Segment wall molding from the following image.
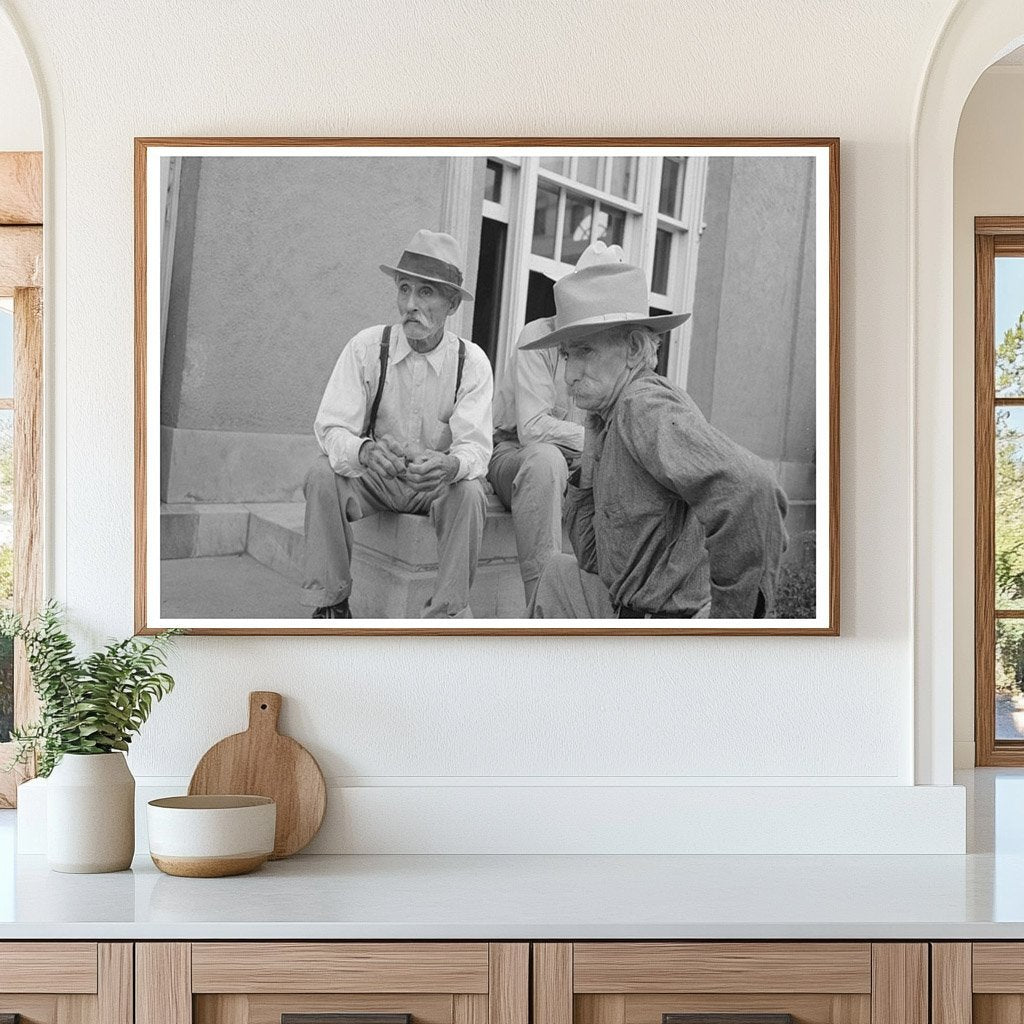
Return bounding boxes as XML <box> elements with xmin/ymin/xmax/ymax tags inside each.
<box><xmin>17</xmin><ymin>778</ymin><xmax>967</xmax><ymax>856</ymax></box>
<box><xmin>954</xmin><ymin>741</ymin><xmax>976</xmax><ymax>770</ymax></box>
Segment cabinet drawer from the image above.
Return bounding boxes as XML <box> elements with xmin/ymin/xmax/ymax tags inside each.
<box><xmin>191</xmin><ymin>943</ymin><xmax>491</xmax><ymax>993</ymax></box>
<box><xmin>0</xmin><ymin>943</ymin><xmax>130</xmax><ymax>1024</ymax></box>
<box><xmin>973</xmin><ymin>943</ymin><xmax>1024</xmax><ymax>992</ymax></box>
<box><xmin>0</xmin><ymin>942</ymin><xmax>98</xmax><ymax>993</ymax></box>
<box><xmin>938</xmin><ymin>942</ymin><xmax>1024</xmax><ymax>1024</ymax></box>
<box><xmin>572</xmin><ymin>944</ymin><xmax>871</xmax><ymax>994</ymax></box>
<box><xmin>534</xmin><ymin>943</ymin><xmax>925</xmax><ymax>1024</ymax></box>
<box><xmin>139</xmin><ymin>942</ymin><xmax>528</xmax><ymax>1024</ymax></box>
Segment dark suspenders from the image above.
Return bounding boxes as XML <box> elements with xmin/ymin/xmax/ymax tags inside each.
<box><xmin>455</xmin><ymin>338</ymin><xmax>466</xmax><ymax>401</ymax></box>
<box><xmin>365</xmin><ymin>325</ymin><xmax>391</xmax><ymax>440</ymax></box>
<box><xmin>365</xmin><ymin>325</ymin><xmax>467</xmax><ymax>440</ymax></box>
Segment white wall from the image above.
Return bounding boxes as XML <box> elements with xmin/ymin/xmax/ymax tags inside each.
<box><xmin>0</xmin><ymin>10</ymin><xmax>39</xmax><ymax>151</ymax></box>
<box><xmin>952</xmin><ymin>66</ymin><xmax>1024</xmax><ymax>767</ymax></box>
<box><xmin>0</xmin><ymin>0</ymin><xmax>975</xmax><ymax>852</ymax></box>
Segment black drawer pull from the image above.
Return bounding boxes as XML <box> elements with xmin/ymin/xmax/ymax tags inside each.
<box><xmin>665</xmin><ymin>1016</ymin><xmax>794</xmax><ymax>1024</ymax></box>
<box><xmin>283</xmin><ymin>1016</ymin><xmax>411</xmax><ymax>1024</ymax></box>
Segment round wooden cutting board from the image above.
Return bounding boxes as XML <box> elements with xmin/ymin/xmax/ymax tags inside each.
<box><xmin>188</xmin><ymin>691</ymin><xmax>327</xmax><ymax>859</ymax></box>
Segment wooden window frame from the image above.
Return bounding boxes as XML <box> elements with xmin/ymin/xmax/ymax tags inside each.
<box><xmin>975</xmin><ymin>217</ymin><xmax>1024</xmax><ymax>765</ymax></box>
<box><xmin>0</xmin><ymin>151</ymin><xmax>44</xmax><ymax>806</ymax></box>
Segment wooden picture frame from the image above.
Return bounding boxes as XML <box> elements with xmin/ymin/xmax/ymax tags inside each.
<box><xmin>135</xmin><ymin>137</ymin><xmax>839</xmax><ymax>636</ymax></box>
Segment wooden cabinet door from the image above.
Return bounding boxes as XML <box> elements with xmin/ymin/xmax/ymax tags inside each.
<box><xmin>534</xmin><ymin>944</ymin><xmax>928</xmax><ymax>1024</ymax></box>
<box><xmin>942</xmin><ymin>942</ymin><xmax>1024</xmax><ymax>1024</ymax></box>
<box><xmin>0</xmin><ymin>943</ymin><xmax>131</xmax><ymax>1024</ymax></box>
<box><xmin>137</xmin><ymin>943</ymin><xmax>528</xmax><ymax>1024</ymax></box>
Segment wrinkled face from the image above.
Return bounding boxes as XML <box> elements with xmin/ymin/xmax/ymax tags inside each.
<box><xmin>560</xmin><ymin>328</ymin><xmax>629</xmax><ymax>411</ymax></box>
<box><xmin>396</xmin><ymin>275</ymin><xmax>457</xmax><ymax>344</ymax></box>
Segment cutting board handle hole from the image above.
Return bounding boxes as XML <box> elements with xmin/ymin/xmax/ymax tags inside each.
<box><xmin>260</xmin><ymin>703</ymin><xmax>268</xmax><ymax>710</ymax></box>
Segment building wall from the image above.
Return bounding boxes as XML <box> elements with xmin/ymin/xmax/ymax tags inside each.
<box><xmin>160</xmin><ymin>155</ymin><xmax>455</xmax><ymax>501</ymax></box>
<box><xmin>0</xmin><ymin>0</ymin><xmax>977</xmax><ymax>852</ymax></box>
<box><xmin>952</xmin><ymin>66</ymin><xmax>1024</xmax><ymax>768</ymax></box>
<box><xmin>688</xmin><ymin>157</ymin><xmax>817</xmax><ymax>539</ymax></box>
<box><xmin>166</xmin><ymin>156</ymin><xmax>452</xmax><ymax>433</ymax></box>
<box><xmin>689</xmin><ymin>157</ymin><xmax>816</xmax><ymax>467</ymax></box>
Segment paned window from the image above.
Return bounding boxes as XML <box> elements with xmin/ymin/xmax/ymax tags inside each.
<box><xmin>530</xmin><ymin>156</ymin><xmax>638</xmax><ymax>266</ymax></box>
<box><xmin>487</xmin><ymin>152</ymin><xmax>706</xmax><ymax>382</ymax></box>
<box><xmin>975</xmin><ymin>221</ymin><xmax>1024</xmax><ymax>764</ymax></box>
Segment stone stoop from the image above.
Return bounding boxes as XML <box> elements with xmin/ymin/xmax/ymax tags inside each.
<box><xmin>245</xmin><ymin>502</ymin><xmax>307</xmax><ymax>583</ymax></box>
<box><xmin>347</xmin><ymin>493</ymin><xmax>525</xmax><ymax>618</ymax></box>
<box><xmin>160</xmin><ymin>495</ymin><xmax>529</xmax><ymax>619</ymax></box>
<box><xmin>160</xmin><ymin>503</ymin><xmax>250</xmax><ymax>559</ymax></box>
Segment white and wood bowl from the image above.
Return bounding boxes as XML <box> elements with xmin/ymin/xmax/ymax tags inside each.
<box><xmin>147</xmin><ymin>795</ymin><xmax>276</xmax><ymax>877</ymax></box>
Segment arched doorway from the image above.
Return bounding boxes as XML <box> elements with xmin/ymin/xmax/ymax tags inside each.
<box><xmin>914</xmin><ymin>1</ymin><xmax>1024</xmax><ymax>785</ymax></box>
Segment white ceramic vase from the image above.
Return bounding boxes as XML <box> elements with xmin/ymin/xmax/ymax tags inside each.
<box><xmin>46</xmin><ymin>752</ymin><xmax>135</xmax><ymax>873</ymax></box>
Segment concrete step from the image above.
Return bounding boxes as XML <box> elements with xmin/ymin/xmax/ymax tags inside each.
<box><xmin>161</xmin><ymin>494</ymin><xmax>530</xmax><ymax>619</ymax></box>
<box><xmin>245</xmin><ymin>502</ymin><xmax>306</xmax><ymax>584</ymax></box>
<box><xmin>160</xmin><ymin>503</ymin><xmax>249</xmax><ymax>560</ymax></box>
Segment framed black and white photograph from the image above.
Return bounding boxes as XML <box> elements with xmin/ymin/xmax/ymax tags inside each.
<box><xmin>135</xmin><ymin>138</ymin><xmax>838</xmax><ymax>635</ymax></box>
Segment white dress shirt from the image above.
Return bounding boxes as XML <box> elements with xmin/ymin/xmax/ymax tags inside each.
<box><xmin>314</xmin><ymin>323</ymin><xmax>493</xmax><ymax>481</ymax></box>
<box><xmin>492</xmin><ymin>319</ymin><xmax>586</xmax><ymax>452</ymax></box>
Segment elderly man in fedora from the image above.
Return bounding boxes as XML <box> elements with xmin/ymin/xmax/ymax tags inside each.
<box><xmin>526</xmin><ymin>244</ymin><xmax>788</xmax><ymax>620</ymax></box>
<box><xmin>300</xmin><ymin>229</ymin><xmax>493</xmax><ymax>619</ymax></box>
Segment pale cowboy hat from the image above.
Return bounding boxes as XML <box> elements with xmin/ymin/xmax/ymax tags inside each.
<box><xmin>379</xmin><ymin>229</ymin><xmax>474</xmax><ymax>301</ymax></box>
<box><xmin>521</xmin><ymin>242</ymin><xmax>690</xmax><ymax>351</ymax></box>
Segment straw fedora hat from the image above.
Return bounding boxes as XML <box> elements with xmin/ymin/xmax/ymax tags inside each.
<box><xmin>379</xmin><ymin>229</ymin><xmax>474</xmax><ymax>301</ymax></box>
<box><xmin>515</xmin><ymin>315</ymin><xmax>557</xmax><ymax>351</ymax></box>
<box><xmin>521</xmin><ymin>243</ymin><xmax>689</xmax><ymax>351</ymax></box>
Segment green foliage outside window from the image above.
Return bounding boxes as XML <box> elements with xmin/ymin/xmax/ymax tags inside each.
<box><xmin>995</xmin><ymin>311</ymin><xmax>1024</xmax><ymax>694</ymax></box>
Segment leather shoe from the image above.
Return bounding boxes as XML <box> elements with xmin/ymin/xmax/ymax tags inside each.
<box><xmin>312</xmin><ymin>599</ymin><xmax>352</xmax><ymax>619</ymax></box>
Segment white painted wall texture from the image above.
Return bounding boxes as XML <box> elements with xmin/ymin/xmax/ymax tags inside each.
<box><xmin>0</xmin><ymin>0</ymin><xmax>1006</xmax><ymax>852</ymax></box>
<box><xmin>0</xmin><ymin>12</ymin><xmax>38</xmax><ymax>151</ymax></box>
<box><xmin>953</xmin><ymin>66</ymin><xmax>1024</xmax><ymax>768</ymax></box>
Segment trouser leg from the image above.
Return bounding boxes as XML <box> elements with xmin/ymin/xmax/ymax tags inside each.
<box><xmin>488</xmin><ymin>441</ymin><xmax>570</xmax><ymax>604</ymax></box>
<box><xmin>423</xmin><ymin>478</ymin><xmax>487</xmax><ymax>618</ymax></box>
<box><xmin>300</xmin><ymin>455</ymin><xmax>380</xmax><ymax>608</ymax></box>
<box><xmin>530</xmin><ymin>553</ymin><xmax>616</xmax><ymax>618</ymax></box>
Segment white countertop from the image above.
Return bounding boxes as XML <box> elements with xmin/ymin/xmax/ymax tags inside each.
<box><xmin>0</xmin><ymin>848</ymin><xmax>1022</xmax><ymax>940</ymax></box>
<box><xmin>1</xmin><ymin>768</ymin><xmax>1022</xmax><ymax>941</ymax></box>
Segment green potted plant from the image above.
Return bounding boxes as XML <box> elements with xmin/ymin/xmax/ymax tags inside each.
<box><xmin>2</xmin><ymin>602</ymin><xmax>180</xmax><ymax>873</ymax></box>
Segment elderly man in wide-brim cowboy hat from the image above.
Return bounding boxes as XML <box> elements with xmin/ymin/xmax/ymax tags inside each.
<box><xmin>524</xmin><ymin>245</ymin><xmax>788</xmax><ymax>621</ymax></box>
<box><xmin>300</xmin><ymin>229</ymin><xmax>493</xmax><ymax>619</ymax></box>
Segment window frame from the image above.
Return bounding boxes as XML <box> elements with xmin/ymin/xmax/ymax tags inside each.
<box><xmin>531</xmin><ymin>169</ymin><xmax>641</xmax><ymax>267</ymax></box>
<box><xmin>975</xmin><ymin>217</ymin><xmax>1024</xmax><ymax>765</ymax></box>
<box><xmin>489</xmin><ymin>153</ymin><xmax>711</xmax><ymax>387</ymax></box>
